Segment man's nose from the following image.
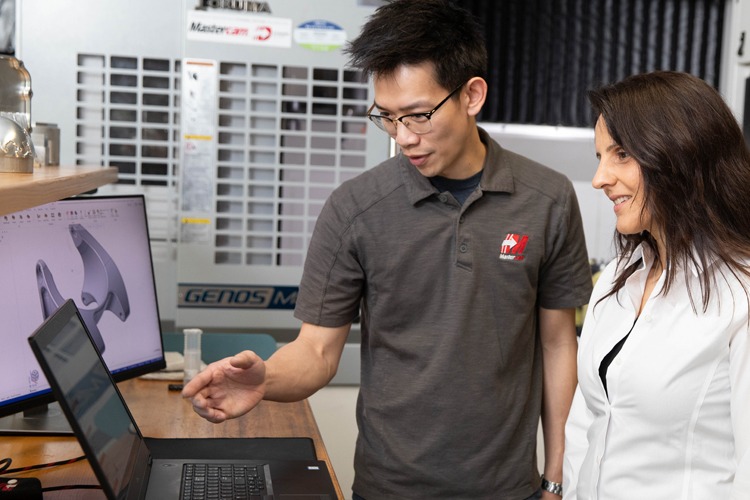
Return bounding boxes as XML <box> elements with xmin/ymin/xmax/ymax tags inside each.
<box><xmin>394</xmin><ymin>120</ymin><xmax>419</xmax><ymax>147</ymax></box>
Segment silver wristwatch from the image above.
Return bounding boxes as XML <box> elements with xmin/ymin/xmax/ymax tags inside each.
<box><xmin>540</xmin><ymin>475</ymin><xmax>563</xmax><ymax>496</ymax></box>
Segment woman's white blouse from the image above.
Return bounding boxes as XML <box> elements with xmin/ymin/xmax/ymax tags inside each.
<box><xmin>563</xmin><ymin>244</ymin><xmax>750</xmax><ymax>499</ymax></box>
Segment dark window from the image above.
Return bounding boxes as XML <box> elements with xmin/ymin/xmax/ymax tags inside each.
<box><xmin>458</xmin><ymin>0</ymin><xmax>724</xmax><ymax>126</ymax></box>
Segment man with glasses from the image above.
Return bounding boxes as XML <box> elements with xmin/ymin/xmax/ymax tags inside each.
<box><xmin>183</xmin><ymin>1</ymin><xmax>592</xmax><ymax>499</ymax></box>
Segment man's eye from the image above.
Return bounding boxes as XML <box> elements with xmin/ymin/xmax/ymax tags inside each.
<box><xmin>407</xmin><ymin>114</ymin><xmax>430</xmax><ymax>123</ymax></box>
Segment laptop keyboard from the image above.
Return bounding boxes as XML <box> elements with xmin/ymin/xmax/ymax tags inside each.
<box><xmin>181</xmin><ymin>463</ymin><xmax>268</xmax><ymax>499</ymax></box>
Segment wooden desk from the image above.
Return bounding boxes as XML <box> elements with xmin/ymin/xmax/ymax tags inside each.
<box><xmin>0</xmin><ymin>378</ymin><xmax>343</xmax><ymax>499</ymax></box>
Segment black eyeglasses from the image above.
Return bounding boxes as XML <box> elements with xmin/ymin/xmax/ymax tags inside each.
<box><xmin>366</xmin><ymin>82</ymin><xmax>466</xmax><ymax>136</ymax></box>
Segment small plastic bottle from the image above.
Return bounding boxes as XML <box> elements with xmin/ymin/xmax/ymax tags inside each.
<box><xmin>182</xmin><ymin>328</ymin><xmax>203</xmax><ymax>385</ymax></box>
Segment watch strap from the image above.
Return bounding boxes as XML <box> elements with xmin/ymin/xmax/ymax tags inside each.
<box><xmin>540</xmin><ymin>475</ymin><xmax>563</xmax><ymax>496</ymax></box>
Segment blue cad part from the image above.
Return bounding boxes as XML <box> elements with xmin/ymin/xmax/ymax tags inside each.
<box><xmin>36</xmin><ymin>224</ymin><xmax>131</xmax><ymax>354</ymax></box>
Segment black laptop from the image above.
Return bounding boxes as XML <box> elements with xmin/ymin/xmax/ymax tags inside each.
<box><xmin>28</xmin><ymin>299</ymin><xmax>337</xmax><ymax>500</ymax></box>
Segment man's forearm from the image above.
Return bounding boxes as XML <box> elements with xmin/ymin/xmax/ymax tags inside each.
<box><xmin>539</xmin><ymin>308</ymin><xmax>578</xmax><ymax>485</ymax></box>
<box><xmin>263</xmin><ymin>322</ymin><xmax>350</xmax><ymax>402</ymax></box>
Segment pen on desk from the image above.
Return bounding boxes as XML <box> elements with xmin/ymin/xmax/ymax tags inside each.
<box><xmin>168</xmin><ymin>383</ymin><xmax>183</xmax><ymax>391</ymax></box>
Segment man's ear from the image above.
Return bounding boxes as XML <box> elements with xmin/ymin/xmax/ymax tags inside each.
<box><xmin>464</xmin><ymin>77</ymin><xmax>488</xmax><ymax>117</ymax></box>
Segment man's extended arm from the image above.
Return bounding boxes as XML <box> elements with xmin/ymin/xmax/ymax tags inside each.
<box><xmin>183</xmin><ymin>322</ymin><xmax>350</xmax><ymax>423</ymax></box>
<box><xmin>264</xmin><ymin>322</ymin><xmax>351</xmax><ymax>401</ymax></box>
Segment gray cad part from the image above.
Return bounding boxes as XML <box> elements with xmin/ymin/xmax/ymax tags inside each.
<box><xmin>36</xmin><ymin>261</ymin><xmax>106</xmax><ymax>353</ymax></box>
<box><xmin>35</xmin><ymin>224</ymin><xmax>131</xmax><ymax>354</ymax></box>
<box><xmin>69</xmin><ymin>224</ymin><xmax>130</xmax><ymax>320</ymax></box>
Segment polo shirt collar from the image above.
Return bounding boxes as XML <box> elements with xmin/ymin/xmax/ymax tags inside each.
<box><xmin>399</xmin><ymin>126</ymin><xmax>515</xmax><ymax>205</ymax></box>
<box><xmin>477</xmin><ymin>127</ymin><xmax>515</xmax><ymax>194</ymax></box>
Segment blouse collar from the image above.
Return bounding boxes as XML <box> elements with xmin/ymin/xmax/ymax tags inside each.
<box><xmin>617</xmin><ymin>241</ymin><xmax>719</xmax><ymax>279</ymax></box>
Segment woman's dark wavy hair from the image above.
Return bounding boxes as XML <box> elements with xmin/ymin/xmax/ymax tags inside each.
<box><xmin>344</xmin><ymin>0</ymin><xmax>487</xmax><ymax>92</ymax></box>
<box><xmin>590</xmin><ymin>71</ymin><xmax>750</xmax><ymax>311</ymax></box>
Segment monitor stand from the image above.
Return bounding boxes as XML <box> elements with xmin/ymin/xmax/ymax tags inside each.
<box><xmin>0</xmin><ymin>402</ymin><xmax>72</xmax><ymax>435</ymax></box>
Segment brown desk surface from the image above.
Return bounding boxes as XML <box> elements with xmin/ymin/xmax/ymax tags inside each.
<box><xmin>0</xmin><ymin>378</ymin><xmax>343</xmax><ymax>499</ymax></box>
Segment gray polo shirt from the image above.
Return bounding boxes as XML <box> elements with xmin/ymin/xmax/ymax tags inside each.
<box><xmin>295</xmin><ymin>127</ymin><xmax>592</xmax><ymax>499</ymax></box>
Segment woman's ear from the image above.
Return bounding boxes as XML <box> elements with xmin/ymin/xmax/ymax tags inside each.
<box><xmin>464</xmin><ymin>77</ymin><xmax>488</xmax><ymax>117</ymax></box>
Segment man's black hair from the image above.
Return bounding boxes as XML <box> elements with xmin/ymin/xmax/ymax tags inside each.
<box><xmin>345</xmin><ymin>0</ymin><xmax>487</xmax><ymax>91</ymax></box>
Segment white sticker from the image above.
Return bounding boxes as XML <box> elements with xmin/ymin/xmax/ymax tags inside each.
<box><xmin>187</xmin><ymin>10</ymin><xmax>292</xmax><ymax>48</ymax></box>
<box><xmin>294</xmin><ymin>20</ymin><xmax>347</xmax><ymax>52</ymax></box>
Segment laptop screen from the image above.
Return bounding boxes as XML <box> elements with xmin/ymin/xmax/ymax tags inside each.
<box><xmin>29</xmin><ymin>299</ymin><xmax>142</xmax><ymax>498</ymax></box>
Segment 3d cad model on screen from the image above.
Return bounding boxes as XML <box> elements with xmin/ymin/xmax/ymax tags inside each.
<box><xmin>35</xmin><ymin>223</ymin><xmax>130</xmax><ymax>354</ymax></box>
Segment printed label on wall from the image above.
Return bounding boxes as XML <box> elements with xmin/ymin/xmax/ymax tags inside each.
<box><xmin>178</xmin><ymin>284</ymin><xmax>298</xmax><ymax>310</ymax></box>
<box><xmin>186</xmin><ymin>9</ymin><xmax>292</xmax><ymax>48</ymax></box>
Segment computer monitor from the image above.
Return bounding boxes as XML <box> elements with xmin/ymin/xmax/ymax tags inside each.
<box><xmin>0</xmin><ymin>194</ymin><xmax>166</xmax><ymax>434</ymax></box>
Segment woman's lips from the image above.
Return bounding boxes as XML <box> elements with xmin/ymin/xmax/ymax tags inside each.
<box><xmin>612</xmin><ymin>195</ymin><xmax>630</xmax><ymax>213</ymax></box>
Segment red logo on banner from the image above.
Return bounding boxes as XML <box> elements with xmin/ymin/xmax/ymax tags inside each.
<box><xmin>255</xmin><ymin>26</ymin><xmax>272</xmax><ymax>41</ymax></box>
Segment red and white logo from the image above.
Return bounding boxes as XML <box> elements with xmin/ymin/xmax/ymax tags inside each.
<box><xmin>499</xmin><ymin>233</ymin><xmax>528</xmax><ymax>261</ymax></box>
<box><xmin>254</xmin><ymin>25</ymin><xmax>272</xmax><ymax>41</ymax></box>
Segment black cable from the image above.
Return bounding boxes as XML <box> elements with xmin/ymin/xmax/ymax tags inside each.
<box><xmin>0</xmin><ymin>455</ymin><xmax>86</xmax><ymax>474</ymax></box>
<box><xmin>42</xmin><ymin>484</ymin><xmax>103</xmax><ymax>492</ymax></box>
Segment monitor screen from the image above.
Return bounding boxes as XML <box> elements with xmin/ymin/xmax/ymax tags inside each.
<box><xmin>0</xmin><ymin>194</ymin><xmax>165</xmax><ymax>433</ymax></box>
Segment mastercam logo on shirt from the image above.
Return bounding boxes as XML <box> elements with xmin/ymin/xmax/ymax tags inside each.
<box><xmin>499</xmin><ymin>233</ymin><xmax>528</xmax><ymax>261</ymax></box>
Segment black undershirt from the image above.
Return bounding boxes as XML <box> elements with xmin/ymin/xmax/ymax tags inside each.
<box><xmin>598</xmin><ymin>320</ymin><xmax>636</xmax><ymax>396</ymax></box>
<box><xmin>429</xmin><ymin>170</ymin><xmax>483</xmax><ymax>205</ymax></box>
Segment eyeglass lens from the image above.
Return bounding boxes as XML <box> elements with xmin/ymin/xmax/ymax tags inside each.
<box><xmin>367</xmin><ymin>82</ymin><xmax>465</xmax><ymax>136</ymax></box>
<box><xmin>370</xmin><ymin>114</ymin><xmax>431</xmax><ymax>135</ymax></box>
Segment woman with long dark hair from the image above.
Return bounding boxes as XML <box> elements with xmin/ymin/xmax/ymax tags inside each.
<box><xmin>563</xmin><ymin>71</ymin><xmax>750</xmax><ymax>499</ymax></box>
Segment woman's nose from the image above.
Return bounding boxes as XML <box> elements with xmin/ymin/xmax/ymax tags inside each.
<box><xmin>592</xmin><ymin>161</ymin><xmax>610</xmax><ymax>190</ymax></box>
